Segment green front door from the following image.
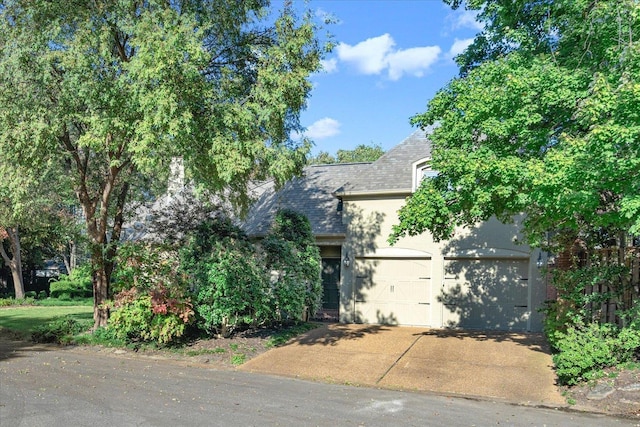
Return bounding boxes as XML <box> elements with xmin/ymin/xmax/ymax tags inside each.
<box><xmin>321</xmin><ymin>258</ymin><xmax>340</xmax><ymax>310</ymax></box>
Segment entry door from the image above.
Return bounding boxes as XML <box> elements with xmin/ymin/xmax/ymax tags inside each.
<box><xmin>442</xmin><ymin>259</ymin><xmax>529</xmax><ymax>331</ymax></box>
<box><xmin>321</xmin><ymin>259</ymin><xmax>340</xmax><ymax>310</ymax></box>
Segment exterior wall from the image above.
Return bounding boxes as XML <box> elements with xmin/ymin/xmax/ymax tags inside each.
<box><xmin>339</xmin><ymin>196</ymin><xmax>546</xmax><ymax>332</ymax></box>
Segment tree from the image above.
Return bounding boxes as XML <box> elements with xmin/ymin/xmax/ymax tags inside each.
<box><xmin>307</xmin><ymin>143</ymin><xmax>385</xmax><ymax>164</ymax></box>
<box><xmin>0</xmin><ymin>161</ymin><xmax>71</xmax><ymax>298</ymax></box>
<box><xmin>390</xmin><ymin>0</ymin><xmax>640</xmax><ymax>256</ymax></box>
<box><xmin>307</xmin><ymin>150</ymin><xmax>337</xmax><ymax>165</ymax></box>
<box><xmin>337</xmin><ymin>143</ymin><xmax>385</xmax><ymax>163</ymax></box>
<box><xmin>0</xmin><ymin>1</ymin><xmax>326</xmax><ymax>327</ymax></box>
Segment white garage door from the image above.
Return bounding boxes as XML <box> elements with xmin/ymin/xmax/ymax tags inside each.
<box><xmin>354</xmin><ymin>258</ymin><xmax>432</xmax><ymax>326</ymax></box>
<box><xmin>441</xmin><ymin>258</ymin><xmax>530</xmax><ymax>331</ymax></box>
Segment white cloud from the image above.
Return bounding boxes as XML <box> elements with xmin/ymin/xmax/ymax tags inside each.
<box><xmin>448</xmin><ymin>38</ymin><xmax>474</xmax><ymax>58</ymax></box>
<box><xmin>452</xmin><ymin>10</ymin><xmax>483</xmax><ymax>31</ymax></box>
<box><xmin>336</xmin><ymin>34</ymin><xmax>441</xmax><ymax>81</ymax></box>
<box><xmin>336</xmin><ymin>34</ymin><xmax>395</xmax><ymax>75</ymax></box>
<box><xmin>321</xmin><ymin>58</ymin><xmax>338</xmax><ymax>73</ymax></box>
<box><xmin>387</xmin><ymin>46</ymin><xmax>441</xmax><ymax>81</ymax></box>
<box><xmin>305</xmin><ymin>117</ymin><xmax>341</xmax><ymax>139</ymax></box>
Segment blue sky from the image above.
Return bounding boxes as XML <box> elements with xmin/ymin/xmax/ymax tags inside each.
<box><xmin>291</xmin><ymin>1</ymin><xmax>482</xmax><ymax>156</ymax></box>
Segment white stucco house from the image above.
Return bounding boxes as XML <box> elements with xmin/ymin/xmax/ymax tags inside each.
<box><xmin>243</xmin><ymin>131</ymin><xmax>546</xmax><ymax>332</ymax></box>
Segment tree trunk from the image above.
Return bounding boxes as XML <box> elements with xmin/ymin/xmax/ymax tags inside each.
<box><xmin>62</xmin><ymin>240</ymin><xmax>77</xmax><ymax>275</ymax></box>
<box><xmin>91</xmin><ymin>245</ymin><xmax>110</xmax><ymax>328</ymax></box>
<box><xmin>0</xmin><ymin>227</ymin><xmax>25</xmax><ymax>299</ymax></box>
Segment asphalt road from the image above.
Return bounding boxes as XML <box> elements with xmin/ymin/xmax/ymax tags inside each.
<box><xmin>0</xmin><ymin>340</ymin><xmax>637</xmax><ymax>427</ymax></box>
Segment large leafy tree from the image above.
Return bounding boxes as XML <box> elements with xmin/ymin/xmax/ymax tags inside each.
<box><xmin>0</xmin><ymin>0</ymin><xmax>326</xmax><ymax>327</ymax></box>
<box><xmin>390</xmin><ymin>0</ymin><xmax>640</xmax><ymax>257</ymax></box>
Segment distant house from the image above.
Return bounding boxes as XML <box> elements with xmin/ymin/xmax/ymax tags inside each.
<box><xmin>244</xmin><ymin>131</ymin><xmax>547</xmax><ymax>331</ymax></box>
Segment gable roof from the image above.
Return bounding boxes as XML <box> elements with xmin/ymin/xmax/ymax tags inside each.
<box><xmin>243</xmin><ymin>162</ymin><xmax>370</xmax><ymax>238</ymax></box>
<box><xmin>334</xmin><ymin>130</ymin><xmax>431</xmax><ymax>197</ymax></box>
<box><xmin>242</xmin><ymin>130</ymin><xmax>432</xmax><ymax>238</ymax></box>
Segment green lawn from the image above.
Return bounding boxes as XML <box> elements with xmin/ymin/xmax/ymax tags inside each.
<box><xmin>0</xmin><ymin>306</ymin><xmax>93</xmax><ymax>334</ymax></box>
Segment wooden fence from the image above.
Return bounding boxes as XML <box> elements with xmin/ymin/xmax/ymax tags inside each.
<box><xmin>583</xmin><ymin>246</ymin><xmax>640</xmax><ymax>326</ymax></box>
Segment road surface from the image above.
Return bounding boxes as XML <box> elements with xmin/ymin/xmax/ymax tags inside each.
<box><xmin>0</xmin><ymin>340</ymin><xmax>637</xmax><ymax>427</ymax></box>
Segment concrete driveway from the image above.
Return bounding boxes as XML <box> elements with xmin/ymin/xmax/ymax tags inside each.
<box><xmin>239</xmin><ymin>323</ymin><xmax>565</xmax><ymax>407</ymax></box>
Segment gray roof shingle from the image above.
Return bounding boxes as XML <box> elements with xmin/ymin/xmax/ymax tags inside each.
<box><xmin>335</xmin><ymin>130</ymin><xmax>431</xmax><ymax>195</ymax></box>
<box><xmin>243</xmin><ymin>162</ymin><xmax>370</xmax><ymax>237</ymax></box>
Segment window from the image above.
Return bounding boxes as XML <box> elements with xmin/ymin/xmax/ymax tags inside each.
<box><xmin>412</xmin><ymin>158</ymin><xmax>438</xmax><ymax>192</ymax></box>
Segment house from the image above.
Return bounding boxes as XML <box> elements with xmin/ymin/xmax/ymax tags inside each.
<box><xmin>244</xmin><ymin>131</ymin><xmax>547</xmax><ymax>332</ymax></box>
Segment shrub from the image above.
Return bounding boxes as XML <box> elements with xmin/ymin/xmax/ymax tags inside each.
<box><xmin>194</xmin><ymin>242</ymin><xmax>271</xmax><ymax>337</ymax></box>
<box><xmin>31</xmin><ymin>315</ymin><xmax>93</xmax><ymax>344</ymax></box>
<box><xmin>262</xmin><ymin>209</ymin><xmax>323</xmax><ymax>320</ymax></box>
<box><xmin>0</xmin><ymin>297</ymin><xmax>36</xmax><ymax>307</ymax></box>
<box><xmin>113</xmin><ymin>242</ymin><xmax>184</xmax><ymax>293</ymax></box>
<box><xmin>109</xmin><ymin>243</ymin><xmax>195</xmax><ymax>345</ymax></box>
<box><xmin>181</xmin><ymin>218</ymin><xmax>272</xmax><ymax>336</ymax></box>
<box><xmin>24</xmin><ymin>291</ymin><xmax>37</xmax><ymax>298</ymax></box>
<box><xmin>182</xmin><ymin>212</ymin><xmax>322</xmax><ymax>335</ymax></box>
<box><xmin>553</xmin><ymin>321</ymin><xmax>640</xmax><ymax>385</ymax></box>
<box><xmin>542</xmin><ymin>265</ymin><xmax>627</xmax><ymax>350</ymax></box>
<box><xmin>108</xmin><ymin>287</ymin><xmax>194</xmax><ymax>345</ymax></box>
<box><xmin>49</xmin><ymin>265</ymin><xmax>92</xmax><ymax>299</ymax></box>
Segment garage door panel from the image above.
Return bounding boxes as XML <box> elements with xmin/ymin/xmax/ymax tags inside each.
<box><xmin>354</xmin><ymin>258</ymin><xmax>431</xmax><ymax>326</ymax></box>
<box><xmin>442</xmin><ymin>259</ymin><xmax>529</xmax><ymax>331</ymax></box>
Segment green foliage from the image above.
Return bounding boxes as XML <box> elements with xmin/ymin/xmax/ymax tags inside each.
<box><xmin>193</xmin><ymin>239</ymin><xmax>271</xmax><ymax>337</ymax></box>
<box><xmin>109</xmin><ymin>243</ymin><xmax>194</xmax><ymax>345</ymax></box>
<box><xmin>49</xmin><ymin>265</ymin><xmax>93</xmax><ymax>299</ymax></box>
<box><xmin>231</xmin><ymin>353</ymin><xmax>247</xmax><ymax>366</ymax></box>
<box><xmin>541</xmin><ymin>265</ymin><xmax>629</xmax><ymax>349</ymax></box>
<box><xmin>108</xmin><ymin>288</ymin><xmax>194</xmax><ymax>345</ymax></box>
<box><xmin>113</xmin><ymin>242</ymin><xmax>184</xmax><ymax>294</ymax></box>
<box><xmin>182</xmin><ymin>212</ymin><xmax>321</xmax><ymax>336</ymax></box>
<box><xmin>180</xmin><ymin>218</ymin><xmax>271</xmax><ymax>336</ymax></box>
<box><xmin>0</xmin><ymin>0</ymin><xmax>327</xmax><ymax>327</ymax></box>
<box><xmin>262</xmin><ymin>209</ymin><xmax>323</xmax><ymax>319</ymax></box>
<box><xmin>0</xmin><ymin>297</ymin><xmax>35</xmax><ymax>307</ymax></box>
<box><xmin>553</xmin><ymin>322</ymin><xmax>640</xmax><ymax>385</ymax></box>
<box><xmin>391</xmin><ymin>0</ymin><xmax>640</xmax><ymax>250</ymax></box>
<box><xmin>34</xmin><ymin>297</ymin><xmax>93</xmax><ymax>307</ymax></box>
<box><xmin>71</xmin><ymin>326</ymin><xmax>127</xmax><ymax>348</ymax></box>
<box><xmin>308</xmin><ymin>144</ymin><xmax>385</xmax><ymax>164</ymax></box>
<box><xmin>31</xmin><ymin>315</ymin><xmax>93</xmax><ymax>345</ymax></box>
<box><xmin>337</xmin><ymin>144</ymin><xmax>385</xmax><ymax>163</ymax></box>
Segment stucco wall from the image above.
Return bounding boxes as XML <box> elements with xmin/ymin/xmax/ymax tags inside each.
<box><xmin>338</xmin><ymin>196</ymin><xmax>546</xmax><ymax>332</ymax></box>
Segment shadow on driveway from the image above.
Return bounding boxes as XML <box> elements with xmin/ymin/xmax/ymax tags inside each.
<box><xmin>239</xmin><ymin>323</ymin><xmax>565</xmax><ymax>407</ymax></box>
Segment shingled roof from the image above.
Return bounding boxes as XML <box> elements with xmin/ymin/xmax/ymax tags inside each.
<box><xmin>243</xmin><ymin>162</ymin><xmax>370</xmax><ymax>238</ymax></box>
<box><xmin>242</xmin><ymin>130</ymin><xmax>432</xmax><ymax>238</ymax></box>
<box><xmin>335</xmin><ymin>130</ymin><xmax>431</xmax><ymax>196</ymax></box>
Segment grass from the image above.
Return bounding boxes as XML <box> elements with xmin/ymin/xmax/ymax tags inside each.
<box><xmin>231</xmin><ymin>353</ymin><xmax>246</xmax><ymax>365</ymax></box>
<box><xmin>0</xmin><ymin>305</ymin><xmax>93</xmax><ymax>337</ymax></box>
<box><xmin>36</xmin><ymin>298</ymin><xmax>93</xmax><ymax>307</ymax></box>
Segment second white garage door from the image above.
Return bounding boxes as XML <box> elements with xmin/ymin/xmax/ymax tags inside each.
<box><xmin>353</xmin><ymin>258</ymin><xmax>432</xmax><ymax>326</ymax></box>
<box><xmin>441</xmin><ymin>258</ymin><xmax>530</xmax><ymax>331</ymax></box>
